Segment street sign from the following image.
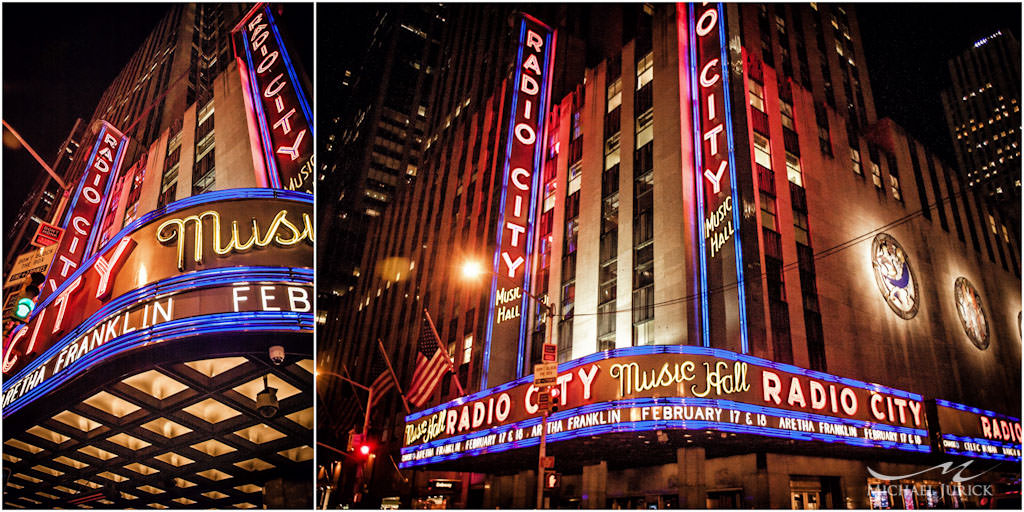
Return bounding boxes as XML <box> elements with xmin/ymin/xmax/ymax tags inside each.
<box><xmin>32</xmin><ymin>222</ymin><xmax>63</xmax><ymax>248</ymax></box>
<box><xmin>534</xmin><ymin>362</ymin><xmax>557</xmax><ymax>387</ymax></box>
<box><xmin>542</xmin><ymin>342</ymin><xmax>558</xmax><ymax>362</ymax></box>
<box><xmin>542</xmin><ymin>455</ymin><xmax>555</xmax><ymax>469</ymax></box>
<box><xmin>537</xmin><ymin>389</ymin><xmax>552</xmax><ymax>411</ymax></box>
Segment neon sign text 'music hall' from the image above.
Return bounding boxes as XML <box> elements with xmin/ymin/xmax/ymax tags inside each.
<box><xmin>1</xmin><ymin>191</ymin><xmax>313</xmax><ymax>414</ymax></box>
<box><xmin>234</xmin><ymin>3</ymin><xmax>314</xmax><ymax>194</ymax></box>
<box><xmin>482</xmin><ymin>14</ymin><xmax>555</xmax><ymax>388</ymax></box>
<box><xmin>682</xmin><ymin>2</ymin><xmax>748</xmax><ymax>352</ymax></box>
<box><xmin>401</xmin><ymin>346</ymin><xmax>930</xmax><ymax>468</ymax></box>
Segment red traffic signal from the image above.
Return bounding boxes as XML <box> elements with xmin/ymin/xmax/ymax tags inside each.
<box><xmin>358</xmin><ymin>443</ymin><xmax>371</xmax><ymax>456</ymax></box>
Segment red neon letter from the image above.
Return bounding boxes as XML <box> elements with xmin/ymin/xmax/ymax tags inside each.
<box><xmin>94</xmin><ymin>238</ymin><xmax>136</xmax><ymax>300</ymax></box>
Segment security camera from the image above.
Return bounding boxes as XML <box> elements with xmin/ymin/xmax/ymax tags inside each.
<box><xmin>269</xmin><ymin>345</ymin><xmax>285</xmax><ymax>365</ymax></box>
<box><xmin>257</xmin><ymin>385</ymin><xmax>279</xmax><ymax>418</ymax></box>
<box><xmin>257</xmin><ymin>375</ymin><xmax>279</xmax><ymax>418</ymax></box>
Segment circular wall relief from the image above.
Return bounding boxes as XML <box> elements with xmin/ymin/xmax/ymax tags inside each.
<box><xmin>954</xmin><ymin>277</ymin><xmax>989</xmax><ymax>350</ymax></box>
<box><xmin>871</xmin><ymin>233</ymin><xmax>919</xmax><ymax>319</ymax></box>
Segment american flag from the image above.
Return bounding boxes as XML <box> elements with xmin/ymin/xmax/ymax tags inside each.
<box><xmin>407</xmin><ymin>314</ymin><xmax>453</xmax><ymax>407</ymax></box>
<box><xmin>369</xmin><ymin>348</ymin><xmax>395</xmax><ymax>408</ymax></box>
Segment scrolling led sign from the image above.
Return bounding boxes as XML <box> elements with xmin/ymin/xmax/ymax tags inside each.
<box><xmin>482</xmin><ymin>14</ymin><xmax>555</xmax><ymax>388</ymax></box>
<box><xmin>234</xmin><ymin>3</ymin><xmax>314</xmax><ymax>194</ymax></box>
<box><xmin>401</xmin><ymin>346</ymin><xmax>929</xmax><ymax>468</ymax></box>
<box><xmin>683</xmin><ymin>3</ymin><xmax>748</xmax><ymax>351</ymax></box>
<box><xmin>38</xmin><ymin>122</ymin><xmax>127</xmax><ymax>304</ymax></box>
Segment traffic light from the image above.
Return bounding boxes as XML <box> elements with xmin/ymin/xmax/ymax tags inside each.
<box><xmin>346</xmin><ymin>431</ymin><xmax>374</xmax><ymax>459</ymax></box>
<box><xmin>10</xmin><ymin>273</ymin><xmax>44</xmax><ymax>322</ymax></box>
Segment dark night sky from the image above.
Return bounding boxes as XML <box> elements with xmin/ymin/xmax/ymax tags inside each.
<box><xmin>2</xmin><ymin>3</ymin><xmax>313</xmax><ymax>242</ymax></box>
<box><xmin>3</xmin><ymin>3</ymin><xmax>1017</xmax><ymax>242</ymax></box>
<box><xmin>858</xmin><ymin>3</ymin><xmax>1022</xmax><ymax>164</ymax></box>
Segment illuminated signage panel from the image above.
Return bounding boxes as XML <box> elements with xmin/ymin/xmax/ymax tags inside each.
<box><xmin>234</xmin><ymin>3</ymin><xmax>314</xmax><ymax>194</ymax></box>
<box><xmin>931</xmin><ymin>399</ymin><xmax>1021</xmax><ymax>461</ymax></box>
<box><xmin>32</xmin><ymin>222</ymin><xmax>64</xmax><ymax>248</ymax></box>
<box><xmin>39</xmin><ymin>122</ymin><xmax>127</xmax><ymax>304</ymax></box>
<box><xmin>2</xmin><ymin>191</ymin><xmax>313</xmax><ymax>390</ymax></box>
<box><xmin>482</xmin><ymin>14</ymin><xmax>555</xmax><ymax>387</ymax></box>
<box><xmin>401</xmin><ymin>346</ymin><xmax>929</xmax><ymax>467</ymax></box>
<box><xmin>684</xmin><ymin>3</ymin><xmax>748</xmax><ymax>351</ymax></box>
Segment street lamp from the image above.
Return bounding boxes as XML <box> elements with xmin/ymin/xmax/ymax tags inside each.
<box><xmin>460</xmin><ymin>258</ymin><xmax>555</xmax><ymax>508</ymax></box>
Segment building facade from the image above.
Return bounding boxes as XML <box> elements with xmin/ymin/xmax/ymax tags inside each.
<box><xmin>324</xmin><ymin>3</ymin><xmax>1022</xmax><ymax>509</ymax></box>
<box><xmin>2</xmin><ymin>4</ymin><xmax>314</xmax><ymax>509</ymax></box>
<box><xmin>941</xmin><ymin>29</ymin><xmax>1022</xmax><ymax>224</ymax></box>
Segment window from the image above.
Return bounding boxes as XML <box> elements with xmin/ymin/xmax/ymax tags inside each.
<box><xmin>462</xmin><ymin>335</ymin><xmax>473</xmax><ymax>365</ymax></box>
<box><xmin>780</xmin><ymin>101</ymin><xmax>795</xmax><ymax>130</ymax></box>
<box><xmin>760</xmin><ymin>191</ymin><xmax>777</xmax><ymax>231</ymax></box>
<box><xmin>749</xmin><ymin>81</ymin><xmax>766</xmax><ymax>112</ymax></box>
<box><xmin>785</xmin><ymin>152</ymin><xmax>802</xmax><ymax>186</ymax></box>
<box><xmin>851</xmin><ymin>148</ymin><xmax>862</xmax><ymax>175</ymax></box>
<box><xmin>794</xmin><ymin>210</ymin><xmax>809</xmax><ymax>245</ymax></box>
<box><xmin>636</xmin><ymin>51</ymin><xmax>653</xmax><ymax>89</ymax></box>
<box><xmin>870</xmin><ymin>161</ymin><xmax>882</xmax><ymax>188</ymax></box>
<box><xmin>754</xmin><ymin>133</ymin><xmax>772</xmax><ymax>169</ymax></box>
<box><xmin>607</xmin><ymin>77</ymin><xmax>622</xmax><ymax>112</ymax></box>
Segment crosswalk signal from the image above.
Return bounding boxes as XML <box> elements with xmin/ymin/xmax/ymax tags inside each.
<box><xmin>544</xmin><ymin>470</ymin><xmax>560</xmax><ymax>489</ymax></box>
<box><xmin>10</xmin><ymin>273</ymin><xmax>44</xmax><ymax>322</ymax></box>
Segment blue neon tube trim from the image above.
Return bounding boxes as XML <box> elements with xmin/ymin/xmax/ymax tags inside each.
<box><xmin>3</xmin><ymin>266</ymin><xmax>312</xmax><ymax>387</ymax></box>
<box><xmin>716</xmin><ymin>3</ymin><xmax>749</xmax><ymax>354</ymax></box>
<box><xmin>406</xmin><ymin>344</ymin><xmax>923</xmax><ymax>421</ymax></box>
<box><xmin>517</xmin><ymin>28</ymin><xmax>553</xmax><ymax>377</ymax></box>
<box><xmin>941</xmin><ymin>433</ymin><xmax>1021</xmax><ymax>450</ymax></box>
<box><xmin>85</xmin><ymin>135</ymin><xmax>129</xmax><ymax>261</ymax></box>
<box><xmin>688</xmin><ymin>4</ymin><xmax>711</xmax><ymax>348</ymax></box>
<box><xmin>267</xmin><ymin>7</ymin><xmax>313</xmax><ymax>138</ymax></box>
<box><xmin>483</xmin><ymin>19</ymin><xmax>528</xmax><ymax>390</ymax></box>
<box><xmin>404</xmin><ymin>396</ymin><xmax>928</xmax><ymax>453</ymax></box>
<box><xmin>59</xmin><ymin>124</ymin><xmax>108</xmax><ymax>230</ymax></box>
<box><xmin>241</xmin><ymin>13</ymin><xmax>281</xmax><ymax>188</ymax></box>
<box><xmin>935</xmin><ymin>399</ymin><xmax>1021</xmax><ymax>423</ymax></box>
<box><xmin>400</xmin><ymin>398</ymin><xmax>930</xmax><ymax>467</ymax></box>
<box><xmin>3</xmin><ymin>311</ymin><xmax>312</xmax><ymax>417</ymax></box>
<box><xmin>18</xmin><ymin>188</ymin><xmax>310</xmax><ymax>325</ymax></box>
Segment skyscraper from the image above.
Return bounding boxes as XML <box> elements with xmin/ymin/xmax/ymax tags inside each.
<box><xmin>322</xmin><ymin>3</ymin><xmax>1020</xmax><ymax>508</ymax></box>
<box><xmin>2</xmin><ymin>5</ymin><xmax>314</xmax><ymax>508</ymax></box>
<box><xmin>941</xmin><ymin>29</ymin><xmax>1022</xmax><ymax>223</ymax></box>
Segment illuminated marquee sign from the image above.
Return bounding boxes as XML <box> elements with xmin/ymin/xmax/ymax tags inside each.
<box><xmin>401</xmin><ymin>346</ymin><xmax>929</xmax><ymax>467</ymax></box>
<box><xmin>2</xmin><ymin>190</ymin><xmax>313</xmax><ymax>415</ymax></box>
<box><xmin>234</xmin><ymin>3</ymin><xmax>314</xmax><ymax>194</ymax></box>
<box><xmin>39</xmin><ymin>122</ymin><xmax>127</xmax><ymax>304</ymax></box>
<box><xmin>683</xmin><ymin>3</ymin><xmax>748</xmax><ymax>351</ymax></box>
<box><xmin>931</xmin><ymin>399</ymin><xmax>1021</xmax><ymax>461</ymax></box>
<box><xmin>483</xmin><ymin>14</ymin><xmax>555</xmax><ymax>387</ymax></box>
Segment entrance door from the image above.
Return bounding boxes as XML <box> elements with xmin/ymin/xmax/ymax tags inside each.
<box><xmin>791</xmin><ymin>490</ymin><xmax>821</xmax><ymax>510</ymax></box>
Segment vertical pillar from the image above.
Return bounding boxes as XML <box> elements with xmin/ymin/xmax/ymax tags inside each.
<box><xmin>513</xmin><ymin>469</ymin><xmax>535</xmax><ymax>509</ymax></box>
<box><xmin>676</xmin><ymin>447</ymin><xmax>706</xmax><ymax>508</ymax></box>
<box><xmin>581</xmin><ymin>461</ymin><xmax>608</xmax><ymax>509</ymax></box>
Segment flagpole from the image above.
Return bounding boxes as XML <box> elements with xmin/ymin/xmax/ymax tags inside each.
<box><xmin>377</xmin><ymin>339</ymin><xmax>412</xmax><ymax>415</ymax></box>
<box><xmin>424</xmin><ymin>308</ymin><xmax>465</xmax><ymax>395</ymax></box>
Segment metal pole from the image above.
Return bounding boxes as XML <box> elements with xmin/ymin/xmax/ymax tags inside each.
<box><xmin>363</xmin><ymin>386</ymin><xmax>373</xmax><ymax>438</ymax></box>
<box><xmin>536</xmin><ymin>410</ymin><xmax>548</xmax><ymax>509</ymax></box>
<box><xmin>2</xmin><ymin>120</ymin><xmax>67</xmax><ymax>189</ymax></box>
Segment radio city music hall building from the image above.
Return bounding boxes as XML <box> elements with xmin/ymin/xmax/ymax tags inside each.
<box><xmin>325</xmin><ymin>3</ymin><xmax>1022</xmax><ymax>509</ymax></box>
<box><xmin>2</xmin><ymin>4</ymin><xmax>314</xmax><ymax>509</ymax></box>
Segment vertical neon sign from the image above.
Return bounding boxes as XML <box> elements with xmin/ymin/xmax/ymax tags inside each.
<box><xmin>482</xmin><ymin>14</ymin><xmax>555</xmax><ymax>389</ymax></box>
<box><xmin>233</xmin><ymin>3</ymin><xmax>314</xmax><ymax>194</ymax></box>
<box><xmin>39</xmin><ymin>122</ymin><xmax>127</xmax><ymax>304</ymax></box>
<box><xmin>685</xmin><ymin>3</ymin><xmax>748</xmax><ymax>353</ymax></box>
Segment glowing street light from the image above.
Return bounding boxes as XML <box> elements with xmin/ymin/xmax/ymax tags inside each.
<box><xmin>461</xmin><ymin>260</ymin><xmax>484</xmax><ymax>280</ymax></box>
